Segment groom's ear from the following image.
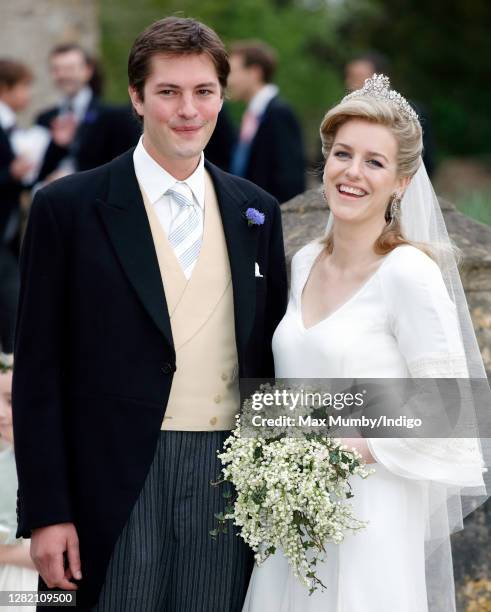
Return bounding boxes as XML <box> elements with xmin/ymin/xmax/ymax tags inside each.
<box><xmin>128</xmin><ymin>86</ymin><xmax>144</xmax><ymax>118</ymax></box>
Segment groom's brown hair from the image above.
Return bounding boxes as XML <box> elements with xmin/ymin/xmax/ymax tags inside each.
<box><xmin>128</xmin><ymin>16</ymin><xmax>230</xmax><ymax>100</ymax></box>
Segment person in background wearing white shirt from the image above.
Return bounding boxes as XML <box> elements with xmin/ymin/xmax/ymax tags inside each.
<box><xmin>228</xmin><ymin>40</ymin><xmax>306</xmax><ymax>203</ymax></box>
<box><xmin>36</xmin><ymin>44</ymin><xmax>140</xmax><ymax>184</ymax></box>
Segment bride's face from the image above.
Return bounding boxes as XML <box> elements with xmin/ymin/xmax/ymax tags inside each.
<box><xmin>323</xmin><ymin>118</ymin><xmax>408</xmax><ymax>225</ymax></box>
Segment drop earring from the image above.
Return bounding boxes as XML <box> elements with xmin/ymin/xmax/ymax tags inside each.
<box><xmin>390</xmin><ymin>192</ymin><xmax>401</xmax><ymax>221</ymax></box>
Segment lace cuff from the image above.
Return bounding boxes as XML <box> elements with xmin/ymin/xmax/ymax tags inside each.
<box><xmin>408</xmin><ymin>353</ymin><xmax>468</xmax><ymax>378</ymax></box>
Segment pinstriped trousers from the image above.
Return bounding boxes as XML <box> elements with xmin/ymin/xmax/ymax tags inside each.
<box><xmin>92</xmin><ymin>431</ymin><xmax>253</xmax><ymax>612</ymax></box>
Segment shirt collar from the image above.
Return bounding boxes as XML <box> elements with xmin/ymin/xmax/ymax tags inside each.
<box><xmin>133</xmin><ymin>135</ymin><xmax>205</xmax><ymax>209</ymax></box>
<box><xmin>0</xmin><ymin>100</ymin><xmax>16</xmax><ymax>131</ymax></box>
<box><xmin>248</xmin><ymin>84</ymin><xmax>279</xmax><ymax>117</ymax></box>
<box><xmin>63</xmin><ymin>86</ymin><xmax>92</xmax><ymax>120</ymax></box>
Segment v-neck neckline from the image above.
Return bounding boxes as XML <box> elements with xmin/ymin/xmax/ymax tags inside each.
<box><xmin>298</xmin><ymin>244</ymin><xmax>394</xmax><ymax>332</ymax></box>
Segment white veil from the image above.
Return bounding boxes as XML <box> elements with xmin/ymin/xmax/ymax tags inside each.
<box><xmin>401</xmin><ymin>162</ymin><xmax>490</xmax><ymax>611</ymax></box>
<box><xmin>401</xmin><ymin>162</ymin><xmax>488</xmax><ymax>379</ymax></box>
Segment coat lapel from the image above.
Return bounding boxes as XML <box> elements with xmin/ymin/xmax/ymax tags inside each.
<box><xmin>204</xmin><ymin>161</ymin><xmax>259</xmax><ymax>363</ymax></box>
<box><xmin>96</xmin><ymin>150</ymin><xmax>174</xmax><ymax>352</ymax></box>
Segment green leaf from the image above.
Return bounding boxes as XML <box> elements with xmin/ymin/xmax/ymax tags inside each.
<box><xmin>329</xmin><ymin>451</ymin><xmax>339</xmax><ymax>464</ymax></box>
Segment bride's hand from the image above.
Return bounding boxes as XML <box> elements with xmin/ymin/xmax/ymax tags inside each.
<box><xmin>341</xmin><ymin>438</ymin><xmax>376</xmax><ymax>464</ymax></box>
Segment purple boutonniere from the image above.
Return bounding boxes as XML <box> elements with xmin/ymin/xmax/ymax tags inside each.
<box><xmin>245</xmin><ymin>207</ymin><xmax>265</xmax><ymax>227</ymax></box>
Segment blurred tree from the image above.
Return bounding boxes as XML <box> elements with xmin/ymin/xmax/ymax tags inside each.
<box><xmin>100</xmin><ymin>0</ymin><xmax>490</xmax><ymax>160</ymax></box>
<box><xmin>331</xmin><ymin>0</ymin><xmax>491</xmax><ymax>158</ymax></box>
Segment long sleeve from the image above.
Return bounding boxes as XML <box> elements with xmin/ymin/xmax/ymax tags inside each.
<box><xmin>12</xmin><ymin>189</ymin><xmax>73</xmax><ymax>537</ymax></box>
<box><xmin>367</xmin><ymin>246</ymin><xmax>485</xmax><ymax>488</ymax></box>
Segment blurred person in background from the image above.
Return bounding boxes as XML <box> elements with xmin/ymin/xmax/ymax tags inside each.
<box><xmin>228</xmin><ymin>40</ymin><xmax>306</xmax><ymax>203</ymax></box>
<box><xmin>36</xmin><ymin>43</ymin><xmax>140</xmax><ymax>183</ymax></box>
<box><xmin>344</xmin><ymin>51</ymin><xmax>391</xmax><ymax>92</ymax></box>
<box><xmin>345</xmin><ymin>52</ymin><xmax>435</xmax><ymax>176</ymax></box>
<box><xmin>0</xmin><ymin>59</ymin><xmax>34</xmax><ymax>254</ymax></box>
<box><xmin>0</xmin><ymin>59</ymin><xmax>35</xmax><ymax>361</ymax></box>
<box><xmin>0</xmin><ymin>363</ymin><xmax>38</xmax><ymax>611</ymax></box>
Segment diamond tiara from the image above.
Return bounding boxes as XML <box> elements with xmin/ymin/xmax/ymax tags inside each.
<box><xmin>342</xmin><ymin>74</ymin><xmax>419</xmax><ymax>123</ymax></box>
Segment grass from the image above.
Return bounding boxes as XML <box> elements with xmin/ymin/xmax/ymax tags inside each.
<box><xmin>455</xmin><ymin>191</ymin><xmax>491</xmax><ymax>226</ymax></box>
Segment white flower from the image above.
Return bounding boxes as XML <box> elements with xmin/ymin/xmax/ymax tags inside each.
<box><xmin>215</xmin><ymin>406</ymin><xmax>372</xmax><ymax>593</ymax></box>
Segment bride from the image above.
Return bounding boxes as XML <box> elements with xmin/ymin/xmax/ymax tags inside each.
<box><xmin>242</xmin><ymin>75</ymin><xmax>488</xmax><ymax>612</ymax></box>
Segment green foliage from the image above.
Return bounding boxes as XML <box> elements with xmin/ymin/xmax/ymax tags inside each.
<box><xmin>331</xmin><ymin>0</ymin><xmax>491</xmax><ymax>158</ymax></box>
<box><xmin>456</xmin><ymin>191</ymin><xmax>491</xmax><ymax>227</ymax></box>
<box><xmin>100</xmin><ymin>0</ymin><xmax>491</xmax><ymax>158</ymax></box>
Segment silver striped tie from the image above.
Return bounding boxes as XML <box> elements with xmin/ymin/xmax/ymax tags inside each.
<box><xmin>167</xmin><ymin>182</ymin><xmax>202</xmax><ymax>278</ymax></box>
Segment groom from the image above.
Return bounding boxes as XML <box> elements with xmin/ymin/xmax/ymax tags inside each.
<box><xmin>12</xmin><ymin>17</ymin><xmax>287</xmax><ymax>612</ymax></box>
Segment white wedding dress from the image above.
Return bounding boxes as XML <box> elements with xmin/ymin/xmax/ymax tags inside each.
<box><xmin>0</xmin><ymin>439</ymin><xmax>38</xmax><ymax>612</ymax></box>
<box><xmin>242</xmin><ymin>242</ymin><xmax>485</xmax><ymax>612</ymax></box>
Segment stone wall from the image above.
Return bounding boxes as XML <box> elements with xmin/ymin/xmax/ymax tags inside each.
<box><xmin>281</xmin><ymin>189</ymin><xmax>491</xmax><ymax>611</ymax></box>
<box><xmin>0</xmin><ymin>0</ymin><xmax>99</xmax><ymax>124</ymax></box>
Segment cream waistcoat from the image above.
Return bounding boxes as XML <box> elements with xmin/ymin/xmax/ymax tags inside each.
<box><xmin>139</xmin><ymin>171</ymin><xmax>239</xmax><ymax>431</ymax></box>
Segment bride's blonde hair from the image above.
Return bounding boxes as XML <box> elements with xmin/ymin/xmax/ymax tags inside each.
<box><xmin>320</xmin><ymin>95</ymin><xmax>423</xmax><ymax>255</ymax></box>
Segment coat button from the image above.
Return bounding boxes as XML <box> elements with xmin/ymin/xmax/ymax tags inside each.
<box><xmin>161</xmin><ymin>362</ymin><xmax>175</xmax><ymax>374</ymax></box>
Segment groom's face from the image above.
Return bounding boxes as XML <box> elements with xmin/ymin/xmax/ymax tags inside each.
<box><xmin>129</xmin><ymin>53</ymin><xmax>223</xmax><ymax>167</ymax></box>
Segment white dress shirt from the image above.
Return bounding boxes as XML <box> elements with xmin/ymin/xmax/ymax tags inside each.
<box><xmin>0</xmin><ymin>100</ymin><xmax>16</xmax><ymax>135</ymax></box>
<box><xmin>133</xmin><ymin>136</ymin><xmax>205</xmax><ymax>274</ymax></box>
<box><xmin>60</xmin><ymin>86</ymin><xmax>93</xmax><ymax>121</ymax></box>
<box><xmin>247</xmin><ymin>83</ymin><xmax>279</xmax><ymax>118</ymax></box>
<box><xmin>238</xmin><ymin>84</ymin><xmax>279</xmax><ymax>145</ymax></box>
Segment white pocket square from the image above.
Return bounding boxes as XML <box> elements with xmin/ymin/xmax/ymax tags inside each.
<box><xmin>255</xmin><ymin>262</ymin><xmax>264</xmax><ymax>278</ymax></box>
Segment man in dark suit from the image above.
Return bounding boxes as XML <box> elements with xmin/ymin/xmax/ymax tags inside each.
<box><xmin>0</xmin><ymin>59</ymin><xmax>33</xmax><ymax>357</ymax></box>
<box><xmin>228</xmin><ymin>40</ymin><xmax>306</xmax><ymax>203</ymax></box>
<box><xmin>36</xmin><ymin>43</ymin><xmax>140</xmax><ymax>183</ymax></box>
<box><xmin>13</xmin><ymin>17</ymin><xmax>287</xmax><ymax>612</ymax></box>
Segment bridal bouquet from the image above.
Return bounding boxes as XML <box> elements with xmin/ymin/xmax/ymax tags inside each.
<box><xmin>212</xmin><ymin>390</ymin><xmax>372</xmax><ymax>594</ymax></box>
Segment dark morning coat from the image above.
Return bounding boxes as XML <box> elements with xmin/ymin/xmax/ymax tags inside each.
<box><xmin>243</xmin><ymin>95</ymin><xmax>306</xmax><ymax>204</ymax></box>
<box><xmin>12</xmin><ymin>149</ymin><xmax>288</xmax><ymax>610</ymax></box>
